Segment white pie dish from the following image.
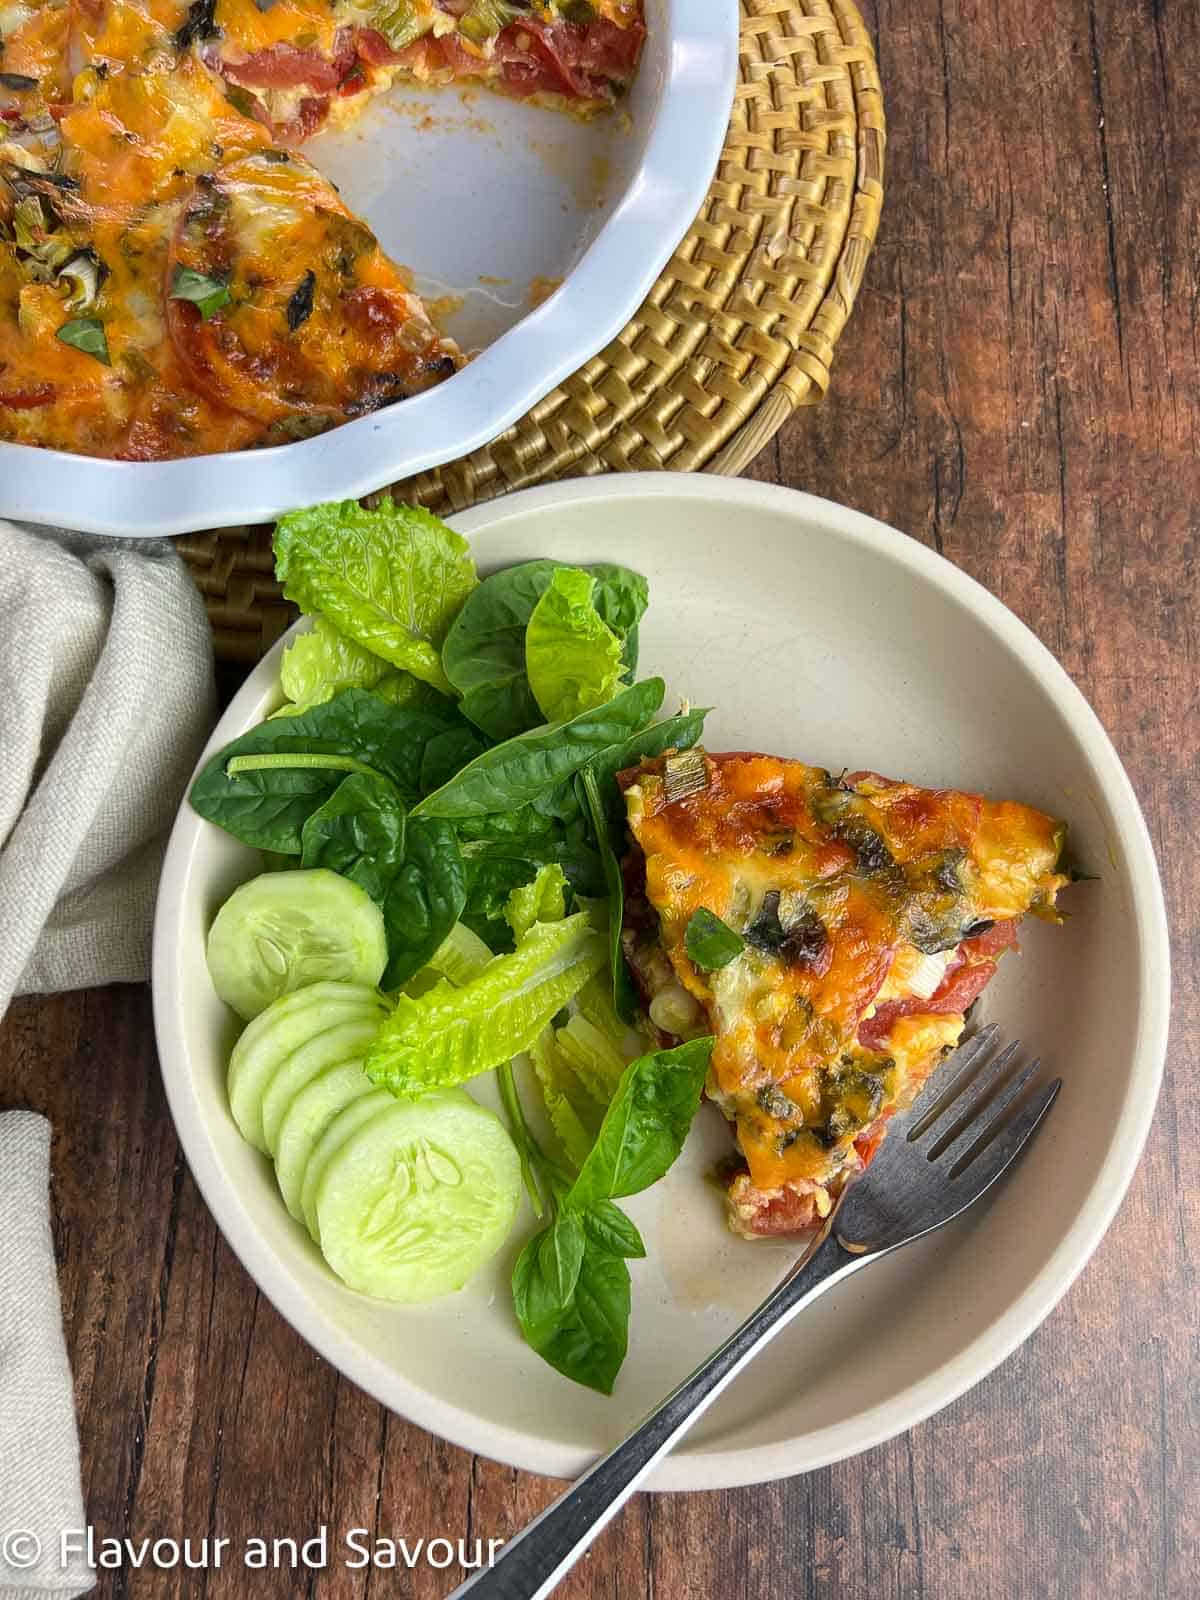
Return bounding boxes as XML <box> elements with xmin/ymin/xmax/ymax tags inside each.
<box><xmin>0</xmin><ymin>1</ymin><xmax>738</xmax><ymax>538</ymax></box>
<box><xmin>152</xmin><ymin>474</ymin><xmax>1170</xmax><ymax>1487</ymax></box>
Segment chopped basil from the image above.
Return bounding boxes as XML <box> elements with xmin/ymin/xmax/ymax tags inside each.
<box><xmin>684</xmin><ymin>907</ymin><xmax>745</xmax><ymax>971</ymax></box>
<box><xmin>169</xmin><ymin>264</ymin><xmax>231</xmax><ymax>322</ymax></box>
<box><xmin>286</xmin><ymin>269</ymin><xmax>316</xmax><ymax>332</ymax></box>
<box><xmin>0</xmin><ymin>72</ymin><xmax>39</xmax><ymax>92</ymax></box>
<box><xmin>56</xmin><ymin>317</ymin><xmax>110</xmax><ymax>366</ymax></box>
<box><xmin>174</xmin><ymin>0</ymin><xmax>220</xmax><ymax>48</ymax></box>
<box><xmin>224</xmin><ymin>85</ymin><xmax>258</xmax><ymax>118</ymax></box>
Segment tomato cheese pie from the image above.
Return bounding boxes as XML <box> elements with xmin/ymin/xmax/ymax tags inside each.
<box><xmin>619</xmin><ymin>751</ymin><xmax>1069</xmax><ymax>1239</ymax></box>
<box><xmin>0</xmin><ymin>0</ymin><xmax>645</xmax><ymax>458</ymax></box>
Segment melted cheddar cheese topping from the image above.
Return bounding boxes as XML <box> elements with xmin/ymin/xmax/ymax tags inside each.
<box><xmin>0</xmin><ymin>0</ymin><xmax>645</xmax><ymax>456</ymax></box>
<box><xmin>622</xmin><ymin>751</ymin><xmax>1067</xmax><ymax>1225</ymax></box>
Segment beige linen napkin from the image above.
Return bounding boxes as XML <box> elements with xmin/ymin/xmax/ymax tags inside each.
<box><xmin>0</xmin><ymin>523</ymin><xmax>214</xmax><ymax>1598</ymax></box>
<box><xmin>0</xmin><ymin>1113</ymin><xmax>93</xmax><ymax>1600</ymax></box>
<box><xmin>0</xmin><ymin>521</ymin><xmax>215</xmax><ymax>1010</ymax></box>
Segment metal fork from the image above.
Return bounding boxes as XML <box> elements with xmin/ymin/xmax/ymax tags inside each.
<box><xmin>449</xmin><ymin>1024</ymin><xmax>1060</xmax><ymax>1600</ymax></box>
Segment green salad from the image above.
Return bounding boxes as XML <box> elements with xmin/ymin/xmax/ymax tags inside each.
<box><xmin>192</xmin><ymin>497</ymin><xmax>712</xmax><ymax>1394</ymax></box>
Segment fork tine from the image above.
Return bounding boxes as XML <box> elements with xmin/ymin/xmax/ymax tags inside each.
<box><xmin>947</xmin><ymin>1076</ymin><xmax>1062</xmax><ymax>1190</ymax></box>
<box><xmin>906</xmin><ymin>1022</ymin><xmax>1002</xmax><ymax>1140</ymax></box>
<box><xmin>926</xmin><ymin>1044</ymin><xmax>1032</xmax><ymax>1159</ymax></box>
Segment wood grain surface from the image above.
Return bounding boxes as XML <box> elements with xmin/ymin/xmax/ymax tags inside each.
<box><xmin>2</xmin><ymin>0</ymin><xmax>1197</xmax><ymax>1595</ymax></box>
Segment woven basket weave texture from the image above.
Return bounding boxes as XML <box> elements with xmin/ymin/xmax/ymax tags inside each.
<box><xmin>178</xmin><ymin>0</ymin><xmax>885</xmax><ymax>663</ymax></box>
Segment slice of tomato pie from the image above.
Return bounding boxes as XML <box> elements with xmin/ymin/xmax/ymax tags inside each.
<box><xmin>618</xmin><ymin>751</ymin><xmax>1069</xmax><ymax>1239</ymax></box>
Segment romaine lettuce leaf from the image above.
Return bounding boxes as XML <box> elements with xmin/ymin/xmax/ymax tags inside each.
<box><xmin>277</xmin><ymin>615</ymin><xmax>425</xmax><ymax>716</ymax></box>
<box><xmin>273</xmin><ymin>499</ymin><xmax>477</xmax><ymax>693</ymax></box>
<box><xmin>525</xmin><ymin>568</ymin><xmax>623</xmax><ymax>724</ymax></box>
<box><xmin>365</xmin><ymin>912</ymin><xmax>605</xmax><ymax>1097</ymax></box>
<box><xmin>505</xmin><ymin>862</ymin><xmax>568</xmax><ymax>942</ymax></box>
<box><xmin>529</xmin><ymin>1027</ymin><xmax>601</xmax><ymax>1171</ymax></box>
<box><xmin>554</xmin><ymin>1014</ymin><xmax>628</xmax><ymax>1106</ymax></box>
<box><xmin>428</xmin><ymin>921</ymin><xmax>494</xmax><ymax>985</ymax></box>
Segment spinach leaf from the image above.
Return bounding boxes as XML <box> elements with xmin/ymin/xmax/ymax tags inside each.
<box><xmin>588</xmin><ymin>563</ymin><xmax>648</xmax><ymax>679</ymax></box>
<box><xmin>413</xmin><ymin>678</ymin><xmax>665</xmax><ymax>821</ymax></box>
<box><xmin>568</xmin><ymin>1037</ymin><xmax>714</xmax><ymax>1210</ymax></box>
<box><xmin>273</xmin><ymin>498</ymin><xmax>477</xmax><ymax>693</ymax></box>
<box><xmin>572</xmin><ymin>709</ymin><xmax>708</xmax><ymax>1022</ymax></box>
<box><xmin>190</xmin><ymin>688</ymin><xmax>460</xmax><ymax>852</ymax></box>
<box><xmin>441</xmin><ymin>559</ymin><xmax>559</xmax><ymax>741</ymax></box>
<box><xmin>513</xmin><ymin>1226</ymin><xmax>630</xmax><ymax>1395</ymax></box>
<box><xmin>684</xmin><ymin>907</ymin><xmax>745</xmax><ymax>971</ymax></box>
<box><xmin>419</xmin><ymin>724</ymin><xmax>490</xmax><ymax>796</ymax></box>
<box><xmin>300</xmin><ymin>771</ymin><xmax>406</xmax><ymax>896</ymax></box>
<box><xmin>374</xmin><ymin>818</ymin><xmax>467</xmax><ymax>989</ymax></box>
<box><xmin>579</xmin><ymin>766</ymin><xmax>639</xmax><ymax>1023</ymax></box>
<box><xmin>298</xmin><ymin>774</ymin><xmax>466</xmax><ymax>989</ymax></box>
<box><xmin>525</xmin><ymin>568</ymin><xmax>623</xmax><ymax>723</ymax></box>
<box><xmin>301</xmin><ymin>780</ymin><xmax>465</xmax><ymax>989</ymax></box>
<box><xmin>441</xmin><ymin>559</ymin><xmax>649</xmax><ymax>740</ymax></box>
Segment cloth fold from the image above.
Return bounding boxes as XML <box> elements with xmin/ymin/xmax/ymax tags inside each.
<box><xmin>0</xmin><ymin>521</ymin><xmax>215</xmax><ymax>1011</ymax></box>
<box><xmin>0</xmin><ymin>523</ymin><xmax>215</xmax><ymax>1598</ymax></box>
<box><xmin>0</xmin><ymin>1113</ymin><xmax>94</xmax><ymax>1600</ymax></box>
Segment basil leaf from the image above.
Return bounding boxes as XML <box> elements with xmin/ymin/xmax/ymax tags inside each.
<box><xmin>286</xmin><ymin>268</ymin><xmax>316</xmax><ymax>331</ymax></box>
<box><xmin>525</xmin><ymin>568</ymin><xmax>623</xmax><ymax>724</ymax></box>
<box><xmin>274</xmin><ymin>498</ymin><xmax>477</xmax><ymax>694</ymax></box>
<box><xmin>56</xmin><ymin>317</ymin><xmax>109</xmax><ymax>365</ymax></box>
<box><xmin>512</xmin><ymin>1211</ymin><xmax>587</xmax><ymax>1349</ymax></box>
<box><xmin>578</xmin><ymin>766</ymin><xmax>639</xmax><ymax>1022</ymax></box>
<box><xmin>684</xmin><ymin>907</ymin><xmax>745</xmax><ymax>971</ymax></box>
<box><xmin>190</xmin><ymin>687</ymin><xmax>464</xmax><ymax>851</ymax></box>
<box><xmin>169</xmin><ymin>264</ymin><xmax>231</xmax><ymax>322</ymax></box>
<box><xmin>513</xmin><ymin>1229</ymin><xmax>630</xmax><ymax>1395</ymax></box>
<box><xmin>414</xmin><ymin>678</ymin><xmax>665</xmax><ymax>821</ymax></box>
<box><xmin>581</xmin><ymin>1199</ymin><xmax>645</xmax><ymax>1259</ymax></box>
<box><xmin>568</xmin><ymin>1037</ymin><xmax>714</xmax><ymax>1210</ymax></box>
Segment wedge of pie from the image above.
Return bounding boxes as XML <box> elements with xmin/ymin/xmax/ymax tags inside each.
<box><xmin>619</xmin><ymin>751</ymin><xmax>1068</xmax><ymax>1237</ymax></box>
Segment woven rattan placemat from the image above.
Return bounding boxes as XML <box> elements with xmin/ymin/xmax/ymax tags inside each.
<box><xmin>179</xmin><ymin>0</ymin><xmax>885</xmax><ymax>663</ymax></box>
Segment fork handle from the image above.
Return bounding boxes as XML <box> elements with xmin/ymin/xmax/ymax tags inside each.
<box><xmin>447</xmin><ymin>1236</ymin><xmax>871</xmax><ymax>1600</ymax></box>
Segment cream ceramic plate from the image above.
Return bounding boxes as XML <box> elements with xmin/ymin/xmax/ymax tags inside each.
<box><xmin>152</xmin><ymin>476</ymin><xmax>1170</xmax><ymax>1487</ymax></box>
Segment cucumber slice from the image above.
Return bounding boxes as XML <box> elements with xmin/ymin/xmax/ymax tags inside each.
<box><xmin>314</xmin><ymin>1090</ymin><xmax>522</xmax><ymax>1302</ymax></box>
<box><xmin>260</xmin><ymin>1016</ymin><xmax>384</xmax><ymax>1156</ymax></box>
<box><xmin>301</xmin><ymin>1088</ymin><xmax>395</xmax><ymax>1240</ymax></box>
<box><xmin>207</xmin><ymin>869</ymin><xmax>388</xmax><ymax>1020</ymax></box>
<box><xmin>274</xmin><ymin>1060</ymin><xmax>376</xmax><ymax>1221</ymax></box>
<box><xmin>227</xmin><ymin>981</ymin><xmax>385</xmax><ymax>1152</ymax></box>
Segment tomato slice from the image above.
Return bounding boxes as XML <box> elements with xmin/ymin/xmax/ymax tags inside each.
<box><xmin>221</xmin><ymin>31</ymin><xmax>357</xmax><ymax>94</ymax></box>
<box><xmin>164</xmin><ymin>153</ymin><xmax>459</xmax><ymax>428</ymax></box>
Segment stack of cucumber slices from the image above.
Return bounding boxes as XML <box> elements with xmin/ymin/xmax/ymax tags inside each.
<box><xmin>210</xmin><ymin>875</ymin><xmax>522</xmax><ymax>1304</ymax></box>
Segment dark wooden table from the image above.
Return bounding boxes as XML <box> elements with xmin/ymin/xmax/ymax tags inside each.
<box><xmin>3</xmin><ymin>1</ymin><xmax>1197</xmax><ymax>1595</ymax></box>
